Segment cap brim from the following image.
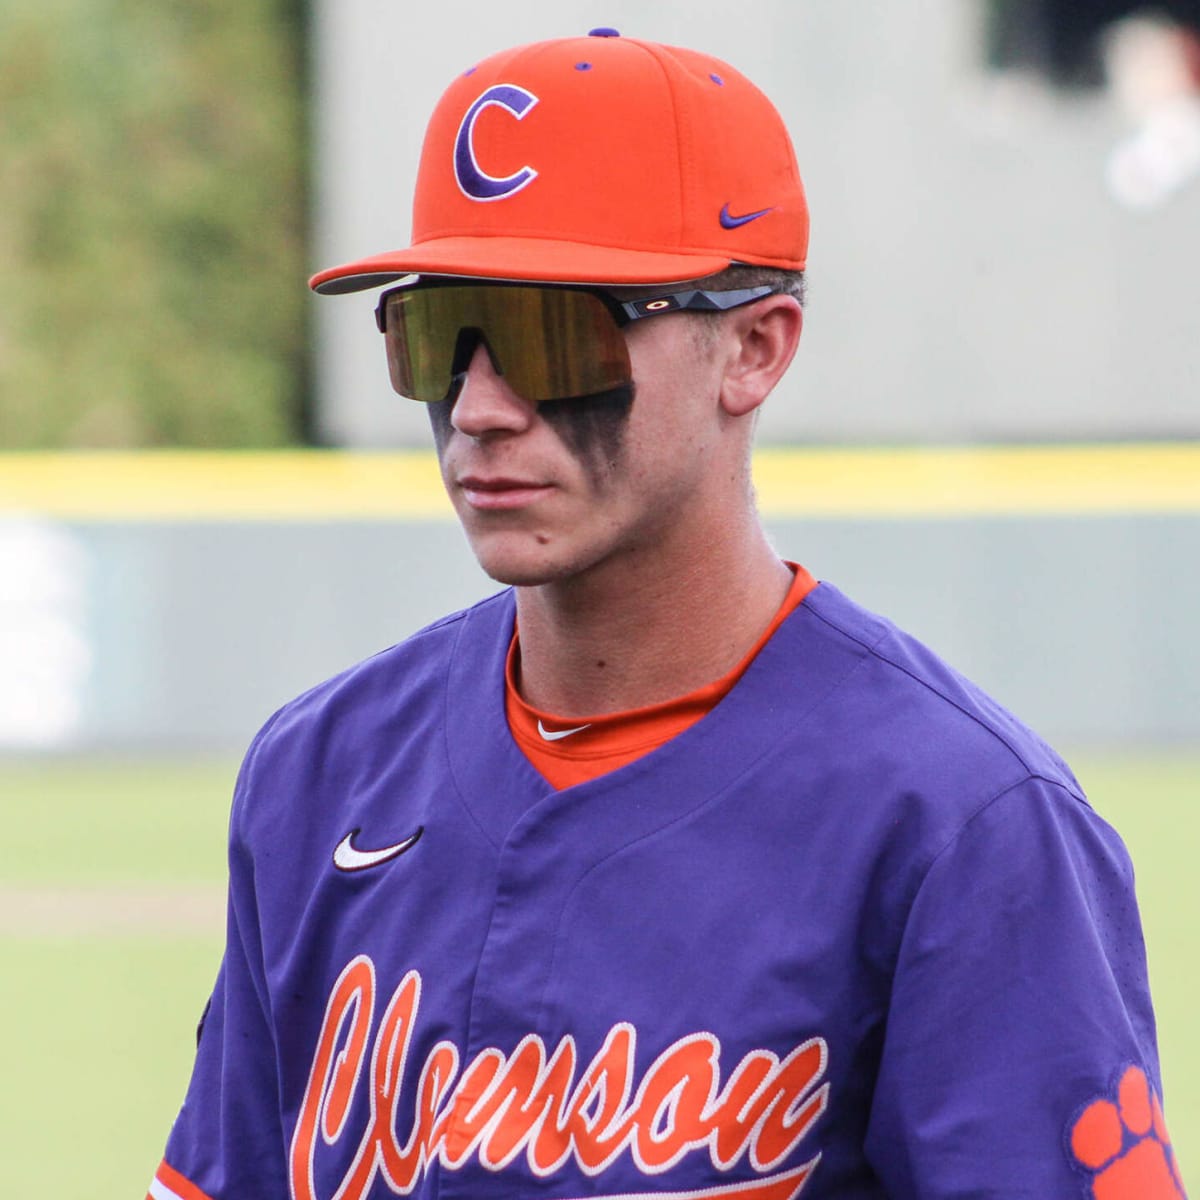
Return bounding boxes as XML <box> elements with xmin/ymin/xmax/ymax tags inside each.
<box><xmin>309</xmin><ymin>236</ymin><xmax>755</xmax><ymax>295</ymax></box>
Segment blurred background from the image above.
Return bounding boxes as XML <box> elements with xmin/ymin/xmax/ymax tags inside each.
<box><xmin>0</xmin><ymin>0</ymin><xmax>1196</xmax><ymax>1194</ymax></box>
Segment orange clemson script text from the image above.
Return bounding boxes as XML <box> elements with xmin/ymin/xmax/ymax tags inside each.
<box><xmin>289</xmin><ymin>956</ymin><xmax>829</xmax><ymax>1200</ymax></box>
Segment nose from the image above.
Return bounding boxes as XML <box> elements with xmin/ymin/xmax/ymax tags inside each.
<box><xmin>449</xmin><ymin>342</ymin><xmax>537</xmax><ymax>438</ymax></box>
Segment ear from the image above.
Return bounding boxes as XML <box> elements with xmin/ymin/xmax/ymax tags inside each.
<box><xmin>718</xmin><ymin>295</ymin><xmax>803</xmax><ymax>418</ymax></box>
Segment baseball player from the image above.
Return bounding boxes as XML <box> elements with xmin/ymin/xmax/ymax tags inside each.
<box><xmin>149</xmin><ymin>29</ymin><xmax>1185</xmax><ymax>1200</ymax></box>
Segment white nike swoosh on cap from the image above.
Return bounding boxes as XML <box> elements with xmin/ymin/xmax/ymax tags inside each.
<box><xmin>537</xmin><ymin>719</ymin><xmax>592</xmax><ymax>741</ymax></box>
<box><xmin>333</xmin><ymin>827</ymin><xmax>423</xmax><ymax>872</ymax></box>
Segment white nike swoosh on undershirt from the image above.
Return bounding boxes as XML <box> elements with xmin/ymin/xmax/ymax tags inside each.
<box><xmin>537</xmin><ymin>719</ymin><xmax>592</xmax><ymax>742</ymax></box>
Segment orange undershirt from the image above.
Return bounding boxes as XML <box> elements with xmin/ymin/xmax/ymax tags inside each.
<box><xmin>506</xmin><ymin>563</ymin><xmax>818</xmax><ymax>789</ymax></box>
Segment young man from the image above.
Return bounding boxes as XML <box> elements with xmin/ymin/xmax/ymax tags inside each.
<box><xmin>150</xmin><ymin>30</ymin><xmax>1185</xmax><ymax>1200</ymax></box>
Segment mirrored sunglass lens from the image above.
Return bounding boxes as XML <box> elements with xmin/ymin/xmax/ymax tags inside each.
<box><xmin>493</xmin><ymin>289</ymin><xmax>631</xmax><ymax>402</ymax></box>
<box><xmin>382</xmin><ymin>288</ymin><xmax>631</xmax><ymax>403</ymax></box>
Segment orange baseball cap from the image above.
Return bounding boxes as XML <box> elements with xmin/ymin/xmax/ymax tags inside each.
<box><xmin>310</xmin><ymin>29</ymin><xmax>808</xmax><ymax>294</ymax></box>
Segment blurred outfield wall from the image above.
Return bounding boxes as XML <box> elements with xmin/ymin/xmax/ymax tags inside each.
<box><xmin>312</xmin><ymin>0</ymin><xmax>1200</xmax><ymax>447</ymax></box>
<box><xmin>1</xmin><ymin>447</ymin><xmax>1197</xmax><ymax>754</ymax></box>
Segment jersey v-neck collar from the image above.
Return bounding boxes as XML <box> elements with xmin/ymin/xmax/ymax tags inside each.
<box><xmin>441</xmin><ymin>576</ymin><xmax>870</xmax><ymax>860</ymax></box>
<box><xmin>504</xmin><ymin>564</ymin><xmax>818</xmax><ymax>788</ymax></box>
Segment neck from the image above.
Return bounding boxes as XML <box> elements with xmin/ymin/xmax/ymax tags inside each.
<box><xmin>513</xmin><ymin>521</ymin><xmax>792</xmax><ymax>717</ymax></box>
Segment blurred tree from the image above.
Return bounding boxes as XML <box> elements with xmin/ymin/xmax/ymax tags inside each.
<box><xmin>0</xmin><ymin>0</ymin><xmax>307</xmax><ymax>446</ymax></box>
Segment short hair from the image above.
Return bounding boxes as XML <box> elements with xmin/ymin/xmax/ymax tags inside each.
<box><xmin>661</xmin><ymin>265</ymin><xmax>807</xmax><ymax>353</ymax></box>
<box><xmin>693</xmin><ymin>264</ymin><xmax>807</xmax><ymax>309</ymax></box>
<box><xmin>607</xmin><ymin>266</ymin><xmax>807</xmax><ymax>310</ymax></box>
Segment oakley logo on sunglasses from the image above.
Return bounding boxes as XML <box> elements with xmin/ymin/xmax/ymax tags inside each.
<box><xmin>454</xmin><ymin>84</ymin><xmax>540</xmax><ymax>201</ymax></box>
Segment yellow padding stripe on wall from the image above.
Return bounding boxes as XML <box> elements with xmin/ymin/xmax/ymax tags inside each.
<box><xmin>0</xmin><ymin>451</ymin><xmax>452</xmax><ymax>521</ymax></box>
<box><xmin>1</xmin><ymin>445</ymin><xmax>1198</xmax><ymax>521</ymax></box>
<box><xmin>753</xmin><ymin>444</ymin><xmax>1200</xmax><ymax>517</ymax></box>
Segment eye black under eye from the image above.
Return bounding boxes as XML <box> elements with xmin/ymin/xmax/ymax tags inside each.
<box><xmin>537</xmin><ymin>383</ymin><xmax>635</xmax><ymax>466</ymax></box>
<box><xmin>536</xmin><ymin>383</ymin><xmax>634</xmax><ymax>422</ymax></box>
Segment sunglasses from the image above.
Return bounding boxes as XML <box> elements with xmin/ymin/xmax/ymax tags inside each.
<box><xmin>373</xmin><ymin>281</ymin><xmax>776</xmax><ymax>404</ymax></box>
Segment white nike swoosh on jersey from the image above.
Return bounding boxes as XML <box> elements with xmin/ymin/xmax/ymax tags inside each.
<box><xmin>537</xmin><ymin>719</ymin><xmax>592</xmax><ymax>741</ymax></box>
<box><xmin>333</xmin><ymin>826</ymin><xmax>423</xmax><ymax>872</ymax></box>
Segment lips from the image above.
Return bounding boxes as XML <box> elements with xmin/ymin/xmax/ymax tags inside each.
<box><xmin>457</xmin><ymin>474</ymin><xmax>555</xmax><ymax>510</ymax></box>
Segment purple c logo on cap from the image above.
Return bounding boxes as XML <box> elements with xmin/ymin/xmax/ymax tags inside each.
<box><xmin>454</xmin><ymin>84</ymin><xmax>539</xmax><ymax>201</ymax></box>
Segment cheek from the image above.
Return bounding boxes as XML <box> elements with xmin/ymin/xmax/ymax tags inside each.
<box><xmin>537</xmin><ymin>384</ymin><xmax>635</xmax><ymax>483</ymax></box>
<box><xmin>426</xmin><ymin>397</ymin><xmax>453</xmax><ymax>456</ymax></box>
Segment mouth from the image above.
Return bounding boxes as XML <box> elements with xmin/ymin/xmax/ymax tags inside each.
<box><xmin>456</xmin><ymin>475</ymin><xmax>556</xmax><ymax>511</ymax></box>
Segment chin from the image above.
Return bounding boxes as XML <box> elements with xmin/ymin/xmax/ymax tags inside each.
<box><xmin>468</xmin><ymin>534</ymin><xmax>597</xmax><ymax>589</ymax></box>
<box><xmin>469</xmin><ymin>543</ymin><xmax>560</xmax><ymax>588</ymax></box>
<box><xmin>481</xmin><ymin>566</ymin><xmax>559</xmax><ymax>587</ymax></box>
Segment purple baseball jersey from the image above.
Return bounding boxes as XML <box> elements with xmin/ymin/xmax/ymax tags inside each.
<box><xmin>150</xmin><ymin>582</ymin><xmax>1170</xmax><ymax>1200</ymax></box>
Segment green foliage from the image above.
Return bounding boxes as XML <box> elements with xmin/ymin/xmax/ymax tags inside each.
<box><xmin>0</xmin><ymin>0</ymin><xmax>307</xmax><ymax>446</ymax></box>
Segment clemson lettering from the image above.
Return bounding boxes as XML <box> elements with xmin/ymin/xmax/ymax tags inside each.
<box><xmin>289</xmin><ymin>956</ymin><xmax>828</xmax><ymax>1200</ymax></box>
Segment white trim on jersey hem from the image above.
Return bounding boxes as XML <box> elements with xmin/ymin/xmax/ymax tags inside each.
<box><xmin>149</xmin><ymin>1177</ymin><xmax>187</xmax><ymax>1200</ymax></box>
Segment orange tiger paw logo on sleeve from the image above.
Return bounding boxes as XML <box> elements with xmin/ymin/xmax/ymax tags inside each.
<box><xmin>1069</xmin><ymin>1065</ymin><xmax>1187</xmax><ymax>1199</ymax></box>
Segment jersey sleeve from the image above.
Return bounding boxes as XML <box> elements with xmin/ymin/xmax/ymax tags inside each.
<box><xmin>149</xmin><ymin>727</ymin><xmax>288</xmax><ymax>1200</ymax></box>
<box><xmin>863</xmin><ymin>775</ymin><xmax>1179</xmax><ymax>1199</ymax></box>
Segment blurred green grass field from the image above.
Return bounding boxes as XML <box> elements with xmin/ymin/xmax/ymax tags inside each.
<box><xmin>0</xmin><ymin>751</ymin><xmax>1195</xmax><ymax>1197</ymax></box>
